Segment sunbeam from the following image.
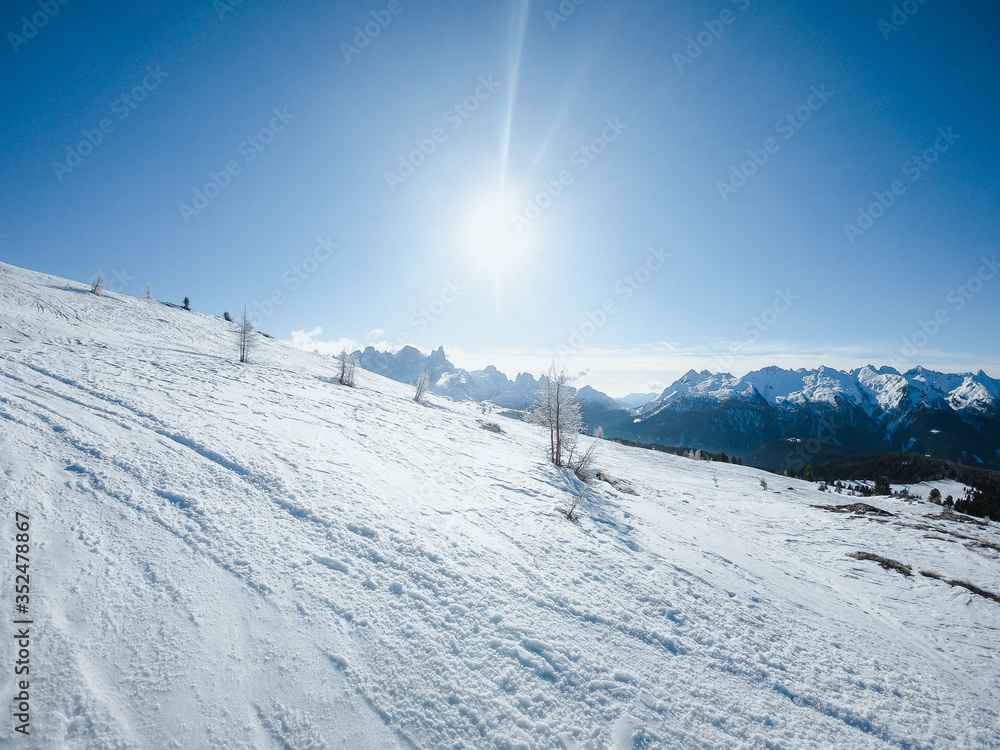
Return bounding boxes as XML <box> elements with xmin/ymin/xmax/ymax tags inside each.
<box><xmin>498</xmin><ymin>0</ymin><xmax>532</xmax><ymax>192</ymax></box>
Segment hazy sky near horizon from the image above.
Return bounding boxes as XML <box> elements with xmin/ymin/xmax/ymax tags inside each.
<box><xmin>2</xmin><ymin>0</ymin><xmax>998</xmax><ymax>396</ymax></box>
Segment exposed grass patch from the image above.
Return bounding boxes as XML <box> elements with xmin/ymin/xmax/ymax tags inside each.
<box><xmin>924</xmin><ymin>512</ymin><xmax>989</xmax><ymax>528</ymax></box>
<box><xmin>817</xmin><ymin>503</ymin><xmax>894</xmax><ymax>517</ymax></box>
<box><xmin>896</xmin><ymin>521</ymin><xmax>999</xmax><ymax>553</ymax></box>
<box><xmin>969</xmin><ymin>539</ymin><xmax>1000</xmax><ymax>553</ymax></box>
<box><xmin>920</xmin><ymin>572</ymin><xmax>999</xmax><ymax>603</ymax></box>
<box><xmin>945</xmin><ymin>579</ymin><xmax>1000</xmax><ymax>604</ymax></box>
<box><xmin>922</xmin><ymin>534</ymin><xmax>957</xmax><ymax>543</ymax></box>
<box><xmin>848</xmin><ymin>551</ymin><xmax>912</xmax><ymax>576</ymax></box>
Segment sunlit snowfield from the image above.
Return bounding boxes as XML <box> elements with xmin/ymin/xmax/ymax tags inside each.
<box><xmin>1</xmin><ymin>263</ymin><xmax>998</xmax><ymax>749</ymax></box>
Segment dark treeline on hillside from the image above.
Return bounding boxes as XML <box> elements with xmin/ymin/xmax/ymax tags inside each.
<box><xmin>809</xmin><ymin>452</ymin><xmax>1000</xmax><ymax>520</ymax></box>
<box><xmin>609</xmin><ymin>438</ymin><xmax>744</xmax><ymax>465</ymax></box>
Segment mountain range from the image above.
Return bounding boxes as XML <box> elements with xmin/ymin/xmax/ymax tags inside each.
<box><xmin>354</xmin><ymin>347</ymin><xmax>1000</xmax><ymax>471</ymax></box>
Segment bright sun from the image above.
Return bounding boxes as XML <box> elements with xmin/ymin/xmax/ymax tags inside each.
<box><xmin>459</xmin><ymin>188</ymin><xmax>532</xmax><ymax>276</ymax></box>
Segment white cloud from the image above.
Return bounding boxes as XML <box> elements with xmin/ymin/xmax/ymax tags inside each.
<box><xmin>287</xmin><ymin>327</ymin><xmax>362</xmax><ymax>358</ymax></box>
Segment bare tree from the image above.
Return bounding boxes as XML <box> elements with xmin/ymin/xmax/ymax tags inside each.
<box><xmin>144</xmin><ymin>283</ymin><xmax>153</xmax><ymax>300</ymax></box>
<box><xmin>565</xmin><ymin>491</ymin><xmax>584</xmax><ymax>521</ymax></box>
<box><xmin>338</xmin><ymin>349</ymin><xmax>358</xmax><ymax>387</ymax></box>
<box><xmin>90</xmin><ymin>271</ymin><xmax>107</xmax><ymax>296</ymax></box>
<box><xmin>527</xmin><ymin>363</ymin><xmax>586</xmax><ymax>467</ymax></box>
<box><xmin>237</xmin><ymin>304</ymin><xmax>254</xmax><ymax>364</ymax></box>
<box><xmin>414</xmin><ymin>371</ymin><xmax>431</xmax><ymax>403</ymax></box>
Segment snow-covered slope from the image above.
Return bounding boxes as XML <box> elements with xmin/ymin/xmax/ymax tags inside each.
<box><xmin>1</xmin><ymin>262</ymin><xmax>999</xmax><ymax>749</ymax></box>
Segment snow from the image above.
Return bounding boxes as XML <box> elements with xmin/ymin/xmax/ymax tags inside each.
<box><xmin>741</xmin><ymin>365</ymin><xmax>864</xmax><ymax>409</ymax></box>
<box><xmin>1</xmin><ymin>262</ymin><xmax>999</xmax><ymax>748</ymax></box>
<box><xmin>947</xmin><ymin>372</ymin><xmax>1000</xmax><ymax>413</ymax></box>
<box><xmin>647</xmin><ymin>364</ymin><xmax>1000</xmax><ymax>421</ymax></box>
<box><xmin>616</xmin><ymin>393</ymin><xmax>657</xmax><ymax>409</ymax></box>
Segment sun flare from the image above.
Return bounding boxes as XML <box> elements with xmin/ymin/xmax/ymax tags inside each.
<box><xmin>459</xmin><ymin>188</ymin><xmax>532</xmax><ymax>276</ymax></box>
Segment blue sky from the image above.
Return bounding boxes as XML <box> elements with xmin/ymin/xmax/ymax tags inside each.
<box><xmin>2</xmin><ymin>0</ymin><xmax>998</xmax><ymax>396</ymax></box>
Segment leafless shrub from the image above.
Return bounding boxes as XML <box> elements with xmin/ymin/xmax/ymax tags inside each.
<box><xmin>414</xmin><ymin>371</ymin><xmax>430</xmax><ymax>403</ymax></box>
<box><xmin>567</xmin><ymin>441</ymin><xmax>598</xmax><ymax>481</ymax></box>
<box><xmin>237</xmin><ymin>305</ymin><xmax>254</xmax><ymax>364</ymax></box>
<box><xmin>338</xmin><ymin>350</ymin><xmax>358</xmax><ymax>387</ymax></box>
<box><xmin>565</xmin><ymin>492</ymin><xmax>584</xmax><ymax>522</ymax></box>
<box><xmin>90</xmin><ymin>271</ymin><xmax>107</xmax><ymax>296</ymax></box>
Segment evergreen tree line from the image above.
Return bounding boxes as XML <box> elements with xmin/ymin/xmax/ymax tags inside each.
<box><xmin>608</xmin><ymin>438</ymin><xmax>744</xmax><ymax>465</ymax></box>
<box><xmin>808</xmin><ymin>452</ymin><xmax>1000</xmax><ymax>520</ymax></box>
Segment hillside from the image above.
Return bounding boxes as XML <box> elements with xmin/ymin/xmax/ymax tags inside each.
<box><xmin>1</xmin><ymin>262</ymin><xmax>999</xmax><ymax>749</ymax></box>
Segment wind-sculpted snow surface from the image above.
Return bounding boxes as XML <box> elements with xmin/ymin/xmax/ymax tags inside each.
<box><xmin>1</xmin><ymin>263</ymin><xmax>998</xmax><ymax>748</ymax></box>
